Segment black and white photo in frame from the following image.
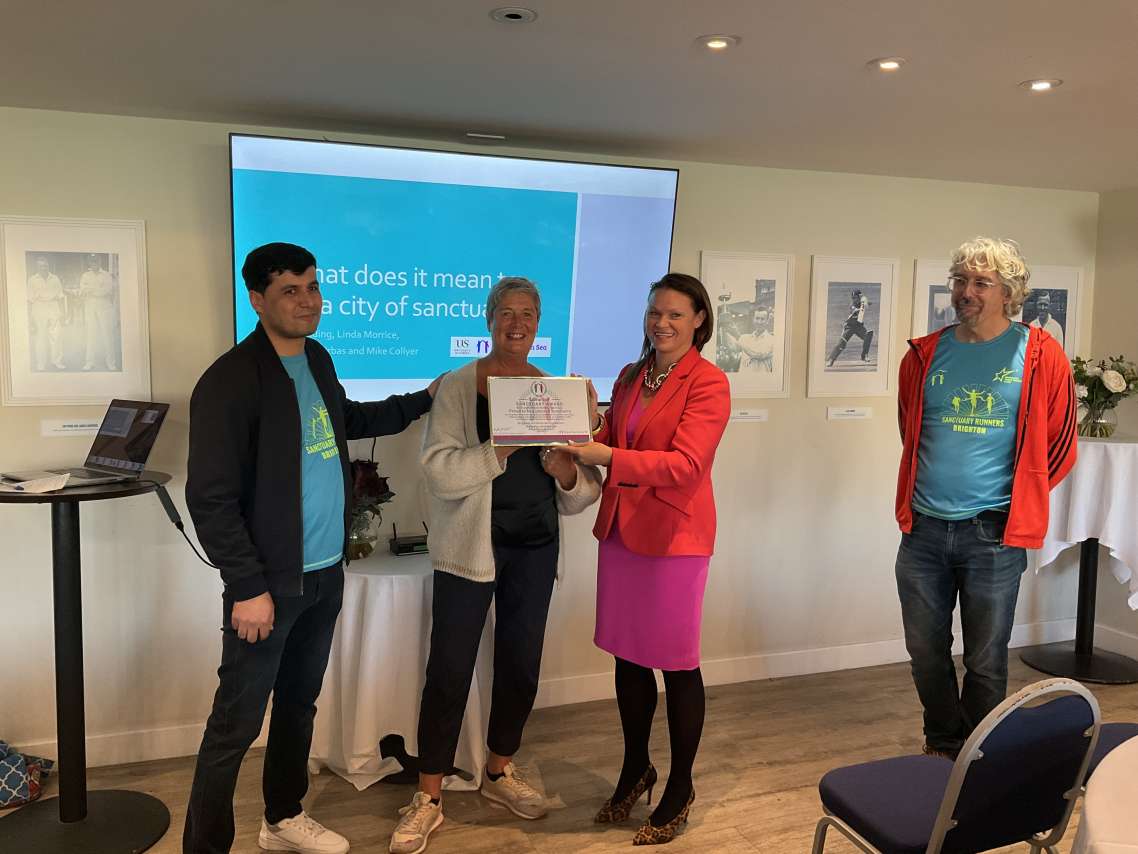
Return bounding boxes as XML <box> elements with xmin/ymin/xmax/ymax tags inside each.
<box><xmin>911</xmin><ymin>259</ymin><xmax>955</xmax><ymax>337</ymax></box>
<box><xmin>913</xmin><ymin>259</ymin><xmax>1081</xmax><ymax>357</ymax></box>
<box><xmin>1</xmin><ymin>216</ymin><xmax>150</xmax><ymax>405</ymax></box>
<box><xmin>700</xmin><ymin>250</ymin><xmax>794</xmax><ymax>397</ymax></box>
<box><xmin>1014</xmin><ymin>265</ymin><xmax>1081</xmax><ymax>358</ymax></box>
<box><xmin>808</xmin><ymin>256</ymin><xmax>897</xmax><ymax>397</ymax></box>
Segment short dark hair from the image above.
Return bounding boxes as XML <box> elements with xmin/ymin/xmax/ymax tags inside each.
<box><xmin>241</xmin><ymin>243</ymin><xmax>316</xmax><ymax>293</ymax></box>
<box><xmin>620</xmin><ymin>273</ymin><xmax>714</xmax><ymax>386</ymax></box>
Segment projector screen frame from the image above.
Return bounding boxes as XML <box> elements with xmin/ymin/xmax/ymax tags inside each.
<box><xmin>228</xmin><ymin>131</ymin><xmax>680</xmax><ymax>405</ymax></box>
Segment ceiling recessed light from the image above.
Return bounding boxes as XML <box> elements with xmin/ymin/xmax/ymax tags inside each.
<box><xmin>867</xmin><ymin>56</ymin><xmax>907</xmax><ymax>71</ymax></box>
<box><xmin>696</xmin><ymin>34</ymin><xmax>739</xmax><ymax>51</ymax></box>
<box><xmin>1020</xmin><ymin>78</ymin><xmax>1062</xmax><ymax>92</ymax></box>
<box><xmin>489</xmin><ymin>6</ymin><xmax>537</xmax><ymax>24</ymax></box>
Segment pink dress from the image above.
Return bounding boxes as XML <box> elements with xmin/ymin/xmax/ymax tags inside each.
<box><xmin>593</xmin><ymin>395</ymin><xmax>710</xmax><ymax>671</ymax></box>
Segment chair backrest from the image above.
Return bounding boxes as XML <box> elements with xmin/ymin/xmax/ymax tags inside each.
<box><xmin>926</xmin><ymin>678</ymin><xmax>1100</xmax><ymax>854</ymax></box>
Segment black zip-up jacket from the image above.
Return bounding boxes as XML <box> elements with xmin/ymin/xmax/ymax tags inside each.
<box><xmin>186</xmin><ymin>324</ymin><xmax>432</xmax><ymax>601</ymax></box>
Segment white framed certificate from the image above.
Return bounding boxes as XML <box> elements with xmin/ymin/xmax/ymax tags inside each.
<box><xmin>487</xmin><ymin>376</ymin><xmax>591</xmax><ymax>446</ymax></box>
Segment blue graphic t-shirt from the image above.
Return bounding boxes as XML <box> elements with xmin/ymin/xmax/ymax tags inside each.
<box><xmin>280</xmin><ymin>353</ymin><xmax>345</xmax><ymax>571</ymax></box>
<box><xmin>912</xmin><ymin>324</ymin><xmax>1028</xmax><ymax>520</ymax></box>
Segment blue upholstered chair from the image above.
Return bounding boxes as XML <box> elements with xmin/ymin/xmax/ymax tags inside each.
<box><xmin>812</xmin><ymin>678</ymin><xmax>1100</xmax><ymax>854</ymax></box>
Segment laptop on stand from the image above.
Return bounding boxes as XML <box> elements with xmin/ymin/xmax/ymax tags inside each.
<box><xmin>2</xmin><ymin>399</ymin><xmax>169</xmax><ymax>487</ymax></box>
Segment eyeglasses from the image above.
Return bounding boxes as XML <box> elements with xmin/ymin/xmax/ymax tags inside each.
<box><xmin>947</xmin><ymin>274</ymin><xmax>1001</xmax><ymax>292</ymax></box>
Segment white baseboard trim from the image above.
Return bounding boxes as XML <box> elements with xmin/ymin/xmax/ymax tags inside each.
<box><xmin>1094</xmin><ymin>623</ymin><xmax>1138</xmax><ymax>658</ymax></box>
<box><xmin>20</xmin><ymin>719</ymin><xmax>270</xmax><ymax>770</ymax></box>
<box><xmin>26</xmin><ymin>619</ymin><xmax>1077</xmax><ymax>766</ymax></box>
<box><xmin>534</xmin><ymin>617</ymin><xmax>1077</xmax><ymax>710</ymax></box>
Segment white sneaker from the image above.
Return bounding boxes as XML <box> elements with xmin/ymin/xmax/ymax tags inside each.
<box><xmin>479</xmin><ymin>761</ymin><xmax>547</xmax><ymax>819</ymax></box>
<box><xmin>258</xmin><ymin>811</ymin><xmax>349</xmax><ymax>853</ymax></box>
<box><xmin>389</xmin><ymin>791</ymin><xmax>444</xmax><ymax>854</ymax></box>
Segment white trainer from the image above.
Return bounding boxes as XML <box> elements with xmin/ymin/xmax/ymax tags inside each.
<box><xmin>389</xmin><ymin>791</ymin><xmax>444</xmax><ymax>854</ymax></box>
<box><xmin>479</xmin><ymin>761</ymin><xmax>548</xmax><ymax>819</ymax></box>
<box><xmin>258</xmin><ymin>811</ymin><xmax>349</xmax><ymax>853</ymax></box>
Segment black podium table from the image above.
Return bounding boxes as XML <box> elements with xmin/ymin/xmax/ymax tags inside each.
<box><xmin>0</xmin><ymin>472</ymin><xmax>171</xmax><ymax>853</ymax></box>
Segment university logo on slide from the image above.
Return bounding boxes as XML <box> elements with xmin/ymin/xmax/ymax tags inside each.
<box><xmin>531</xmin><ymin>381</ymin><xmax>548</xmax><ymax>396</ymax></box>
<box><xmin>449</xmin><ymin>337</ymin><xmax>551</xmax><ymax>357</ymax></box>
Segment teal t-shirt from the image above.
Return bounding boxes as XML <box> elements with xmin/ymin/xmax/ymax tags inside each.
<box><xmin>280</xmin><ymin>354</ymin><xmax>345</xmax><ymax>571</ymax></box>
<box><xmin>912</xmin><ymin>324</ymin><xmax>1028</xmax><ymax>520</ymax></box>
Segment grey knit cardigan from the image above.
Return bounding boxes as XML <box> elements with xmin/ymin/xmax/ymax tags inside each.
<box><xmin>420</xmin><ymin>359</ymin><xmax>602</xmax><ymax>581</ymax></box>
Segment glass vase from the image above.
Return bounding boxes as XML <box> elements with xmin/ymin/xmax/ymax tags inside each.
<box><xmin>1077</xmin><ymin>403</ymin><xmax>1117</xmax><ymax>439</ymax></box>
<box><xmin>346</xmin><ymin>514</ymin><xmax>377</xmax><ymax>560</ymax></box>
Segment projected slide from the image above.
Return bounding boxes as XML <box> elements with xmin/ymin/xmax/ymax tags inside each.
<box><xmin>231</xmin><ymin>135</ymin><xmax>678</xmax><ymax>400</ymax></box>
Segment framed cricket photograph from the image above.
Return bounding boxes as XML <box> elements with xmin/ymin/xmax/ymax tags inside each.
<box><xmin>0</xmin><ymin>216</ymin><xmax>151</xmax><ymax>406</ymax></box>
<box><xmin>911</xmin><ymin>258</ymin><xmax>954</xmax><ymax>337</ymax></box>
<box><xmin>808</xmin><ymin>255</ymin><xmax>898</xmax><ymax>397</ymax></box>
<box><xmin>700</xmin><ymin>250</ymin><xmax>795</xmax><ymax>397</ymax></box>
<box><xmin>1015</xmin><ymin>265</ymin><xmax>1081</xmax><ymax>358</ymax></box>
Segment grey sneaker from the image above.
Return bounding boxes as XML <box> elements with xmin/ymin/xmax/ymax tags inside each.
<box><xmin>479</xmin><ymin>761</ymin><xmax>547</xmax><ymax>819</ymax></box>
<box><xmin>258</xmin><ymin>811</ymin><xmax>349</xmax><ymax>853</ymax></box>
<box><xmin>389</xmin><ymin>791</ymin><xmax>443</xmax><ymax>854</ymax></box>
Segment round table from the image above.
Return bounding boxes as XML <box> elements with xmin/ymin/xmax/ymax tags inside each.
<box><xmin>310</xmin><ymin>551</ymin><xmax>493</xmax><ymax>791</ymax></box>
<box><xmin>1072</xmin><ymin>735</ymin><xmax>1138</xmax><ymax>853</ymax></box>
<box><xmin>0</xmin><ymin>473</ymin><xmax>171</xmax><ymax>853</ymax></box>
<box><xmin>1022</xmin><ymin>436</ymin><xmax>1138</xmax><ymax>684</ymax></box>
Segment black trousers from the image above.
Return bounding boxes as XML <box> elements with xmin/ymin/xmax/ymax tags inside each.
<box><xmin>183</xmin><ymin>564</ymin><xmax>344</xmax><ymax>854</ymax></box>
<box><xmin>417</xmin><ymin>540</ymin><xmax>558</xmax><ymax>775</ymax></box>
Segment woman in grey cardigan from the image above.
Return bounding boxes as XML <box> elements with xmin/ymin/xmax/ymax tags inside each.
<box><xmin>389</xmin><ymin>277</ymin><xmax>601</xmax><ymax>854</ymax></box>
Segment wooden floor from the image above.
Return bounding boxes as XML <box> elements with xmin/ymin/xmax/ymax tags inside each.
<box><xmin>43</xmin><ymin>658</ymin><xmax>1138</xmax><ymax>852</ymax></box>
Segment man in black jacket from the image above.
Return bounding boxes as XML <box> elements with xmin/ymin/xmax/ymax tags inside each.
<box><xmin>184</xmin><ymin>243</ymin><xmax>439</xmax><ymax>854</ymax></box>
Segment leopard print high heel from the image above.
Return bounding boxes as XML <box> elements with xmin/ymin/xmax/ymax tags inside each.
<box><xmin>594</xmin><ymin>765</ymin><xmax>657</xmax><ymax>823</ymax></box>
<box><xmin>631</xmin><ymin>788</ymin><xmax>694</xmax><ymax>845</ymax></box>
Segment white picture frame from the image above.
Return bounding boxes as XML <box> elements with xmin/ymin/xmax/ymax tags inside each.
<box><xmin>1016</xmin><ymin>265</ymin><xmax>1081</xmax><ymax>358</ymax></box>
<box><xmin>808</xmin><ymin>255</ymin><xmax>898</xmax><ymax>397</ymax></box>
<box><xmin>913</xmin><ymin>259</ymin><xmax>1082</xmax><ymax>357</ymax></box>
<box><xmin>700</xmin><ymin>250</ymin><xmax>795</xmax><ymax>398</ymax></box>
<box><xmin>912</xmin><ymin>258</ymin><xmax>954</xmax><ymax>337</ymax></box>
<box><xmin>0</xmin><ymin>216</ymin><xmax>150</xmax><ymax>406</ymax></box>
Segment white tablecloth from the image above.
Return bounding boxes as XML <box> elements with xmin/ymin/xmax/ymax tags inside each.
<box><xmin>1072</xmin><ymin>735</ymin><xmax>1138</xmax><ymax>853</ymax></box>
<box><xmin>1033</xmin><ymin>437</ymin><xmax>1138</xmax><ymax>610</ymax></box>
<box><xmin>310</xmin><ymin>553</ymin><xmax>493</xmax><ymax>791</ymax></box>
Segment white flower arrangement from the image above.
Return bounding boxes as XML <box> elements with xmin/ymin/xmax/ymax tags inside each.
<box><xmin>1071</xmin><ymin>355</ymin><xmax>1138</xmax><ymax>438</ymax></box>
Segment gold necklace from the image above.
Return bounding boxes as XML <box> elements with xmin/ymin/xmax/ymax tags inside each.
<box><xmin>643</xmin><ymin>360</ymin><xmax>676</xmax><ymax>392</ymax></box>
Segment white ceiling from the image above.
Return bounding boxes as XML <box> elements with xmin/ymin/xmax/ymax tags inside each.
<box><xmin>5</xmin><ymin>0</ymin><xmax>1137</xmax><ymax>191</ymax></box>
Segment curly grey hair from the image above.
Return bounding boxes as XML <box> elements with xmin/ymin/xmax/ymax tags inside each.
<box><xmin>950</xmin><ymin>237</ymin><xmax>1032</xmax><ymax>318</ymax></box>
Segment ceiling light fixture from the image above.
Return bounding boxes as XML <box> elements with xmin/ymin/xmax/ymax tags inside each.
<box><xmin>466</xmin><ymin>132</ymin><xmax>507</xmax><ymax>141</ymax></box>
<box><xmin>1020</xmin><ymin>78</ymin><xmax>1062</xmax><ymax>92</ymax></box>
<box><xmin>867</xmin><ymin>56</ymin><xmax>907</xmax><ymax>71</ymax></box>
<box><xmin>489</xmin><ymin>7</ymin><xmax>537</xmax><ymax>24</ymax></box>
<box><xmin>697</xmin><ymin>34</ymin><xmax>739</xmax><ymax>52</ymax></box>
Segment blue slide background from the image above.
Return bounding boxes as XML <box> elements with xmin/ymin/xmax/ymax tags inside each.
<box><xmin>233</xmin><ymin>169</ymin><xmax>578</xmax><ymax>377</ymax></box>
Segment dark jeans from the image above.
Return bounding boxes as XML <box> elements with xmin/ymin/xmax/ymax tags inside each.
<box><xmin>895</xmin><ymin>511</ymin><xmax>1026</xmax><ymax>753</ymax></box>
<box><xmin>417</xmin><ymin>540</ymin><xmax>558</xmax><ymax>775</ymax></box>
<box><xmin>183</xmin><ymin>563</ymin><xmax>344</xmax><ymax>854</ymax></box>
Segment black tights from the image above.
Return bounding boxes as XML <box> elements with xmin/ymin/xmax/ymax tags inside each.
<box><xmin>612</xmin><ymin>657</ymin><xmax>705</xmax><ymax>825</ymax></box>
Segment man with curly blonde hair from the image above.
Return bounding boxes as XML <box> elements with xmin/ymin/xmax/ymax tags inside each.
<box><xmin>893</xmin><ymin>237</ymin><xmax>1076</xmax><ymax>758</ymax></box>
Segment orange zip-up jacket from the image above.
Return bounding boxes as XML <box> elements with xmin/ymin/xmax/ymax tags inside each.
<box><xmin>895</xmin><ymin>323</ymin><xmax>1077</xmax><ymax>549</ymax></box>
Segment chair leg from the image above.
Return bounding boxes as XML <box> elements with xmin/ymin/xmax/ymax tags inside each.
<box><xmin>811</xmin><ymin>817</ymin><xmax>830</xmax><ymax>854</ymax></box>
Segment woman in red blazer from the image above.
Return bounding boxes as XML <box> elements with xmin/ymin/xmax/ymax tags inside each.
<box><xmin>563</xmin><ymin>273</ymin><xmax>730</xmax><ymax>845</ymax></box>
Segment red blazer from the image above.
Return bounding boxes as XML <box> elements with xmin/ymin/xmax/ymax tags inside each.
<box><xmin>593</xmin><ymin>346</ymin><xmax>731</xmax><ymax>556</ymax></box>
